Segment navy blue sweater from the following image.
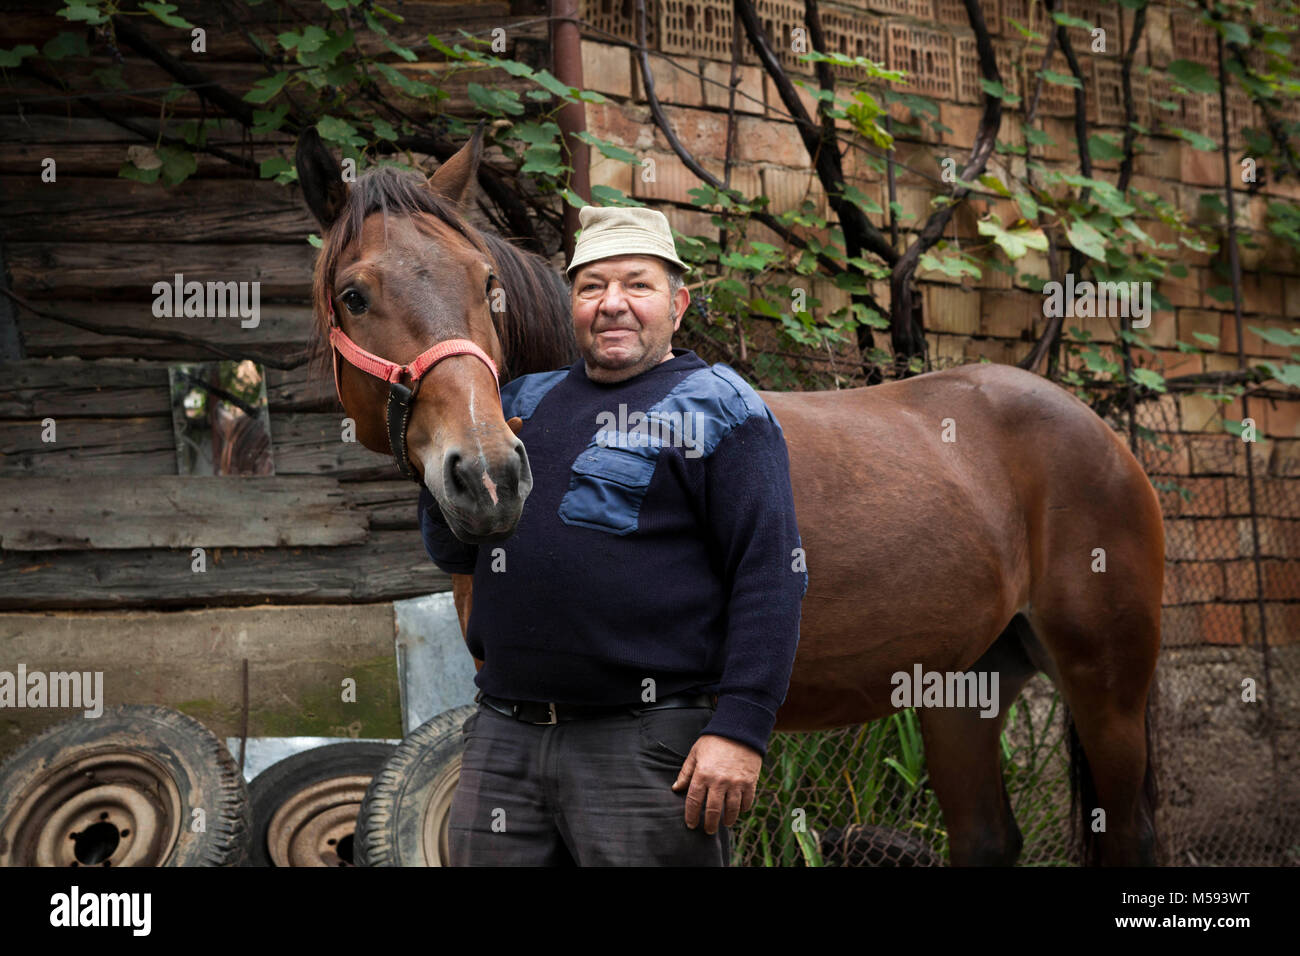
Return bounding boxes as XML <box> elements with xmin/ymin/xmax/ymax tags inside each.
<box><xmin>418</xmin><ymin>348</ymin><xmax>805</xmax><ymax>756</ymax></box>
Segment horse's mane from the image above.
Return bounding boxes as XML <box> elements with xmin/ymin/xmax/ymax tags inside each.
<box><xmin>309</xmin><ymin>164</ymin><xmax>577</xmax><ymax>389</ymax></box>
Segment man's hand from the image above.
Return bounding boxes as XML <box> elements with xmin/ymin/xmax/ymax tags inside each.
<box><xmin>671</xmin><ymin>734</ymin><xmax>762</xmax><ymax>834</ymax></box>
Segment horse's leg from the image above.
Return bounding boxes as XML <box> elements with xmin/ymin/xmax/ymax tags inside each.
<box><xmin>1025</xmin><ymin>502</ymin><xmax>1163</xmax><ymax>866</ymax></box>
<box><xmin>919</xmin><ymin>616</ymin><xmax>1040</xmax><ymax>866</ymax></box>
<box><xmin>1030</xmin><ymin>606</ymin><xmax>1160</xmax><ymax>866</ymax></box>
<box><xmin>451</xmin><ymin>572</ymin><xmax>484</xmax><ymax>672</ymax></box>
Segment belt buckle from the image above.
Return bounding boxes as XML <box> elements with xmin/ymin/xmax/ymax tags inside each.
<box><xmin>544</xmin><ymin>702</ymin><xmax>558</xmax><ymax>725</ymax></box>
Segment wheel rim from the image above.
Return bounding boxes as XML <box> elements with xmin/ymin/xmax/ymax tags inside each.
<box><xmin>266</xmin><ymin>775</ymin><xmax>372</xmax><ymax>867</ymax></box>
<box><xmin>418</xmin><ymin>755</ymin><xmax>461</xmax><ymax>866</ymax></box>
<box><xmin>3</xmin><ymin>751</ymin><xmax>182</xmax><ymax>867</ymax></box>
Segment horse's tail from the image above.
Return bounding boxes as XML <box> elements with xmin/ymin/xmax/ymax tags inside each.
<box><xmin>1065</xmin><ymin>677</ymin><xmax>1161</xmax><ymax>866</ymax></box>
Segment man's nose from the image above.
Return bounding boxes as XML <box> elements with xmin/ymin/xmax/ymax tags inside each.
<box><xmin>600</xmin><ymin>281</ymin><xmax>628</xmax><ymax>313</ymax></box>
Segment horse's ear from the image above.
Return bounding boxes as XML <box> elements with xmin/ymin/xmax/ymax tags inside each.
<box><xmin>427</xmin><ymin>120</ymin><xmax>484</xmax><ymax>210</ymax></box>
<box><xmin>296</xmin><ymin>127</ymin><xmax>349</xmax><ymax>230</ymax></box>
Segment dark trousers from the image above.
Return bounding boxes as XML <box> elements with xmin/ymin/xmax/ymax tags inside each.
<box><xmin>448</xmin><ymin>701</ymin><xmax>731</xmax><ymax>866</ymax></box>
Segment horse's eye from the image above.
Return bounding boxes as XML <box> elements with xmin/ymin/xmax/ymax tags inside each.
<box><xmin>342</xmin><ymin>290</ymin><xmax>368</xmax><ymax>315</ymax></box>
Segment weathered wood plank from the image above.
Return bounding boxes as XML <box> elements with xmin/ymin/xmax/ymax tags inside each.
<box><xmin>0</xmin><ymin>476</ymin><xmax>368</xmax><ymax>550</ymax></box>
<box><xmin>0</xmin><ymin>115</ymin><xmax>265</xmax><ymax>144</ymax></box>
<box><xmin>0</xmin><ymin>529</ymin><xmax>450</xmax><ymax>609</ymax></box>
<box><xmin>7</xmin><ymin>242</ymin><xmax>314</xmax><ymax>298</ymax></box>
<box><xmin>0</xmin><ymin>178</ymin><xmax>316</xmax><ymax>242</ymax></box>
<box><xmin>1</xmin><ymin>2</ymin><xmax>516</xmax><ymax>60</ymax></box>
<box><xmin>344</xmin><ymin>480</ymin><xmax>424</xmax><ymax>531</ymax></box>
<box><xmin>1</xmin><ymin>54</ymin><xmax>533</xmax><ymax>119</ymax></box>
<box><xmin>0</xmin><ymin>412</ymin><xmax>392</xmax><ymax>477</ymax></box>
<box><xmin>0</xmin><ymin>417</ymin><xmax>176</xmax><ymax>475</ymax></box>
<box><xmin>0</xmin><ymin>360</ymin><xmax>171</xmax><ymax>417</ymax></box>
<box><xmin>271</xmin><ymin>413</ymin><xmax>403</xmax><ymax>480</ymax></box>
<box><xmin>0</xmin><ymin>359</ymin><xmax>336</xmax><ymax>416</ymax></box>
<box><xmin>13</xmin><ymin>300</ymin><xmax>318</xmax><ymax>359</ymax></box>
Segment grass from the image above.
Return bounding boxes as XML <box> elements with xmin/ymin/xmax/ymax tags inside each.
<box><xmin>734</xmin><ymin>688</ymin><xmax>1073</xmax><ymax>867</ymax></box>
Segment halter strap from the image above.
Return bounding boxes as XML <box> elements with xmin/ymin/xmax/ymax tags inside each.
<box><xmin>324</xmin><ymin>271</ymin><xmax>502</xmax><ymax>482</ymax></box>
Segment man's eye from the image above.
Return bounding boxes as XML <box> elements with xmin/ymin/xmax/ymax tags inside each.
<box><xmin>342</xmin><ymin>290</ymin><xmax>368</xmax><ymax>314</ymax></box>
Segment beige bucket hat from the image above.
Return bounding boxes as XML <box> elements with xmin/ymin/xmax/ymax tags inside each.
<box><xmin>565</xmin><ymin>205</ymin><xmax>688</xmax><ymax>279</ymax></box>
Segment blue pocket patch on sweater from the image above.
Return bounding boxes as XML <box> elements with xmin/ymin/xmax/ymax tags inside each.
<box><xmin>557</xmin><ymin>447</ymin><xmax>657</xmax><ymax>535</ymax></box>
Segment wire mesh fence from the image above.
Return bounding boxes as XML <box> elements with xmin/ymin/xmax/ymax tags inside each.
<box><xmin>686</xmin><ymin>326</ymin><xmax>1298</xmax><ymax>866</ymax></box>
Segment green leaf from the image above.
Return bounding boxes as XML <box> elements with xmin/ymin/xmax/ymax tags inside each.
<box><xmin>1066</xmin><ymin>219</ymin><xmax>1107</xmax><ymax>261</ymax></box>
<box><xmin>41</xmin><ymin>32</ymin><xmax>87</xmax><ymax>61</ymax></box>
<box><xmin>1023</xmin><ymin>124</ymin><xmax>1054</xmax><ymax>147</ymax></box>
<box><xmin>466</xmin><ymin>81</ymin><xmax>523</xmax><ymax>116</ymax></box>
<box><xmin>520</xmin><ymin>142</ymin><xmax>566</xmax><ymax>176</ymax></box>
<box><xmin>530</xmin><ymin>68</ymin><xmax>574</xmax><ymax>101</ymax></box>
<box><xmin>1041</xmin><ymin>69</ymin><xmax>1082</xmax><ymax>89</ymax></box>
<box><xmin>1130</xmin><ymin>367</ymin><xmax>1167</xmax><ymax>392</ymax></box>
<box><xmin>250</xmin><ymin>105</ymin><xmax>289</xmax><ymax>135</ymax></box>
<box><xmin>978</xmin><ymin>217</ymin><xmax>1049</xmax><ymax>260</ymax></box>
<box><xmin>1219</xmin><ymin>21</ymin><xmax>1250</xmax><ymax>46</ymax></box>
<box><xmin>1089</xmin><ymin>134</ymin><xmax>1125</xmax><ymax>161</ymax></box>
<box><xmin>1192</xmin><ymin>331</ymin><xmax>1221</xmax><ymax>347</ymax></box>
<box><xmin>372</xmin><ymin>118</ymin><xmax>398</xmax><ymax>141</ymax></box>
<box><xmin>573</xmin><ymin>130</ymin><xmax>638</xmax><ymax>163</ymax></box>
<box><xmin>382</xmin><ymin>35</ymin><xmax>417</xmax><ymax>62</ymax></box>
<box><xmin>1051</xmin><ymin>11</ymin><xmax>1094</xmax><ymax>30</ymax></box>
<box><xmin>1168</xmin><ymin>59</ymin><xmax>1218</xmax><ymax>95</ymax></box>
<box><xmin>590</xmin><ymin>184</ymin><xmax>644</xmax><ymax>206</ymax></box>
<box><xmin>0</xmin><ymin>44</ymin><xmax>38</xmax><ymax>68</ymax></box>
<box><xmin>978</xmin><ymin>173</ymin><xmax>1011</xmax><ymax>197</ymax></box>
<box><xmin>1249</xmin><ymin>325</ymin><xmax>1300</xmax><ymax>347</ymax></box>
<box><xmin>260</xmin><ymin>156</ymin><xmax>293</xmax><ymax>179</ymax></box>
<box><xmin>1258</xmin><ymin>361</ymin><xmax>1300</xmax><ymax>388</ymax></box>
<box><xmin>512</xmin><ymin>120</ymin><xmax>560</xmax><ymax>146</ymax></box>
<box><xmin>558</xmin><ymin>187</ymin><xmax>588</xmax><ymax>208</ymax></box>
<box><xmin>156</xmin><ymin>145</ymin><xmax>197</xmax><ymax>185</ymax></box>
<box><xmin>141</xmin><ymin>2</ymin><xmax>194</xmax><ymax>28</ymax></box>
<box><xmin>841</xmin><ymin>182</ymin><xmax>882</xmax><ymax>215</ymax></box>
<box><xmin>283</xmin><ymin>25</ymin><xmax>329</xmax><ymax>53</ymax></box>
<box><xmin>316</xmin><ymin>115</ymin><xmax>366</xmax><ymax>148</ymax></box>
<box><xmin>58</xmin><ymin>2</ymin><xmax>108</xmax><ymax>25</ymax></box>
<box><xmin>979</xmin><ymin>78</ymin><xmax>1020</xmax><ymax>105</ymax></box>
<box><xmin>1014</xmin><ymin>192</ymin><xmax>1039</xmax><ymax>220</ymax></box>
<box><xmin>243</xmin><ymin>73</ymin><xmax>289</xmax><ymax>104</ymax></box>
<box><xmin>119</xmin><ymin>161</ymin><xmax>161</xmax><ymax>184</ymax></box>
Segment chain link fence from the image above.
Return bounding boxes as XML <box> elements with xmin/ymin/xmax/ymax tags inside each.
<box><xmin>679</xmin><ymin>322</ymin><xmax>1298</xmax><ymax>866</ymax></box>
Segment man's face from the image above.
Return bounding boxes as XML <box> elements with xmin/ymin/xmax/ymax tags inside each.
<box><xmin>571</xmin><ymin>255</ymin><xmax>689</xmax><ymax>383</ymax></box>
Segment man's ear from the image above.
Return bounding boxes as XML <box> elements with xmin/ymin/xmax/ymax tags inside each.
<box><xmin>295</xmin><ymin>127</ymin><xmax>349</xmax><ymax>230</ymax></box>
<box><xmin>672</xmin><ymin>282</ymin><xmax>690</xmax><ymax>329</ymax></box>
<box><xmin>427</xmin><ymin>119</ymin><xmax>485</xmax><ymax>210</ymax></box>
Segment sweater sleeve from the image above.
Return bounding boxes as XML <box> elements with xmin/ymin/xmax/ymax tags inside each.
<box><xmin>418</xmin><ymin>485</ymin><xmax>480</xmax><ymax>575</ymax></box>
<box><xmin>697</xmin><ymin>413</ymin><xmax>806</xmax><ymax>758</ymax></box>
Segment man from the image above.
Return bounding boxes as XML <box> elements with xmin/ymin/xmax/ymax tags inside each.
<box><xmin>418</xmin><ymin>205</ymin><xmax>806</xmax><ymax>865</ymax></box>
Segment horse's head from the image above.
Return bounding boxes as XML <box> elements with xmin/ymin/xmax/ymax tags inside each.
<box><xmin>296</xmin><ymin>126</ymin><xmax>530</xmax><ymax>544</ymax></box>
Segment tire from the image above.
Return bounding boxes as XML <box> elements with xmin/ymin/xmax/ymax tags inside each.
<box><xmin>246</xmin><ymin>741</ymin><xmax>395</xmax><ymax>867</ymax></box>
<box><xmin>355</xmin><ymin>704</ymin><xmax>476</xmax><ymax>866</ymax></box>
<box><xmin>0</xmin><ymin>705</ymin><xmax>250</xmax><ymax>867</ymax></box>
<box><xmin>815</xmin><ymin>824</ymin><xmax>944</xmax><ymax>867</ymax></box>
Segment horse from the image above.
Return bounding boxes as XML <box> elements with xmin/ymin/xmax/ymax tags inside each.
<box><xmin>295</xmin><ymin>127</ymin><xmax>1163</xmax><ymax>866</ymax></box>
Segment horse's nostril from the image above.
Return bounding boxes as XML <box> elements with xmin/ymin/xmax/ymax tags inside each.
<box><xmin>444</xmin><ymin>452</ymin><xmax>468</xmax><ymax>497</ymax></box>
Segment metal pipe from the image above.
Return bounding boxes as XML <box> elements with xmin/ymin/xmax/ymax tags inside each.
<box><xmin>551</xmin><ymin>0</ymin><xmax>591</xmax><ymax>262</ymax></box>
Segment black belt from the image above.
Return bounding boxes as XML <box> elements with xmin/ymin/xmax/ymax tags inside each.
<box><xmin>476</xmin><ymin>690</ymin><xmax>717</xmax><ymax>725</ymax></box>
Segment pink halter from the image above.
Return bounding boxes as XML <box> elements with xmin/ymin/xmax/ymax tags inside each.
<box><xmin>324</xmin><ymin>272</ymin><xmax>502</xmax><ymax>481</ymax></box>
